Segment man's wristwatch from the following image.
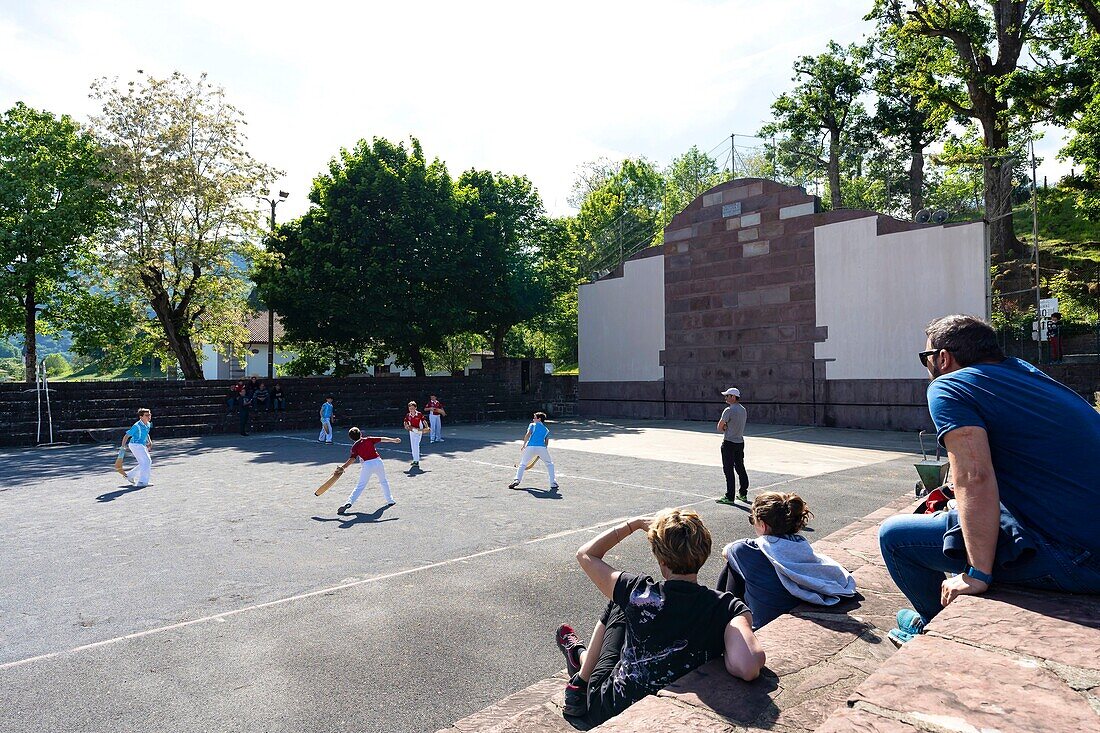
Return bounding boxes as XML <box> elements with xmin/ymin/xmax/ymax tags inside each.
<box><xmin>965</xmin><ymin>566</ymin><xmax>993</xmax><ymax>585</ymax></box>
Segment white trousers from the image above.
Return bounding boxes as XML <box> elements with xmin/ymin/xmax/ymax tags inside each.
<box><xmin>318</xmin><ymin>418</ymin><xmax>332</xmax><ymax>442</ymax></box>
<box><xmin>347</xmin><ymin>457</ymin><xmax>392</xmax><ymax>505</ymax></box>
<box><xmin>429</xmin><ymin>413</ymin><xmax>442</xmax><ymax>441</ymax></box>
<box><xmin>514</xmin><ymin>446</ymin><xmax>556</xmax><ymax>486</ymax></box>
<box><xmin>409</xmin><ymin>430</ymin><xmax>422</xmax><ymax>461</ymax></box>
<box><xmin>127</xmin><ymin>443</ymin><xmax>152</xmax><ymax>485</ymax></box>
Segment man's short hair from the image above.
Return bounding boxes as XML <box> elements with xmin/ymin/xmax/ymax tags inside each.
<box><xmin>925</xmin><ymin>315</ymin><xmax>1005</xmax><ymax>367</ymax></box>
<box><xmin>534</xmin><ymin>411</ymin><xmax>547</xmax><ymax>421</ymax></box>
<box><xmin>647</xmin><ymin>508</ymin><xmax>712</xmax><ymax>574</ymax></box>
<box><xmin>348</xmin><ymin>426</ymin><xmax>361</xmax><ymax>440</ymax></box>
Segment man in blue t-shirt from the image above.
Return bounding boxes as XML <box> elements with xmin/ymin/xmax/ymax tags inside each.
<box><xmin>879</xmin><ymin>315</ymin><xmax>1100</xmax><ymax>630</ymax></box>
<box><xmin>508</xmin><ymin>412</ymin><xmax>558</xmax><ymax>491</ymax></box>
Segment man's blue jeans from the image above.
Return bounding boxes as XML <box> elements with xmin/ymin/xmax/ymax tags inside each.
<box><xmin>879</xmin><ymin>511</ymin><xmax>1100</xmax><ymax>624</ymax></box>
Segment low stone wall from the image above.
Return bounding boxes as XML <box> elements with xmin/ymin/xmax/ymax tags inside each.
<box><xmin>0</xmin><ymin>372</ymin><xmax>542</xmax><ymax>447</ymax></box>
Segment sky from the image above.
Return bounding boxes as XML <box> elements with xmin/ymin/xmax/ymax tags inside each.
<box><xmin>0</xmin><ymin>0</ymin><xmax>1072</xmax><ymax>221</ymax></box>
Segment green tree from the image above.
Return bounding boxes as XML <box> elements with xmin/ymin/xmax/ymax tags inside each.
<box><xmin>761</xmin><ymin>41</ymin><xmax>869</xmax><ymax>209</ymax></box>
<box><xmin>870</xmin><ymin>1</ymin><xmax>1066</xmax><ymax>255</ymax></box>
<box><xmin>456</xmin><ymin>169</ymin><xmax>547</xmax><ymax>358</ymax></box>
<box><xmin>89</xmin><ymin>71</ymin><xmax>276</xmax><ymax>379</ymax></box>
<box><xmin>0</xmin><ymin>102</ymin><xmax>113</xmax><ymax>383</ymax></box>
<box><xmin>423</xmin><ymin>332</ymin><xmax>487</xmax><ymax>374</ymax></box>
<box><xmin>662</xmin><ymin>146</ymin><xmax>725</xmax><ymax>225</ymax></box>
<box><xmin>575</xmin><ymin>158</ymin><xmax>664</xmax><ymax>276</ymax></box>
<box><xmin>256</xmin><ymin>137</ymin><xmax>471</xmax><ymax>377</ymax></box>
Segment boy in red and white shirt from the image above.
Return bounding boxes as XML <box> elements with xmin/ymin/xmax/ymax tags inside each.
<box><xmin>404</xmin><ymin>401</ymin><xmax>429</xmax><ymax>469</ymax></box>
<box><xmin>335</xmin><ymin>427</ymin><xmax>401</xmax><ymax>514</ymax></box>
<box><xmin>426</xmin><ymin>394</ymin><xmax>445</xmax><ymax>443</ymax></box>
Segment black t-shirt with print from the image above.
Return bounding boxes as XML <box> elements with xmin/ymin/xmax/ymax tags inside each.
<box><xmin>590</xmin><ymin>572</ymin><xmax>749</xmax><ymax>722</ymax></box>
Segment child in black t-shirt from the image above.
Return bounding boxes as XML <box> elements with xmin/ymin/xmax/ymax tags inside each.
<box><xmin>554</xmin><ymin>508</ymin><xmax>765</xmax><ymax>724</ymax></box>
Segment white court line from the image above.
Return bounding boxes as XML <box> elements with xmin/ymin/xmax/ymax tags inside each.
<box><xmin>0</xmin><ymin>467</ymin><xmax>800</xmax><ymax>673</ymax></box>
<box><xmin>274</xmin><ymin>434</ymin><xmax>714</xmax><ymax>499</ymax></box>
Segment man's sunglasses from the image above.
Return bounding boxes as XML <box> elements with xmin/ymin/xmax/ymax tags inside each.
<box><xmin>918</xmin><ymin>348</ymin><xmax>942</xmax><ymax>367</ymax></box>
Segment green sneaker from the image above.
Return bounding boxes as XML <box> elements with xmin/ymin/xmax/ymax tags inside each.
<box><xmin>738</xmin><ymin>491</ymin><xmax>749</xmax><ymax>503</ymax></box>
<box><xmin>715</xmin><ymin>497</ymin><xmax>738</xmax><ymax>506</ymax></box>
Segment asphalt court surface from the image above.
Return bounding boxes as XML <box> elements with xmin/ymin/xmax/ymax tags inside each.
<box><xmin>0</xmin><ymin>419</ymin><xmax>922</xmax><ymax>733</ymax></box>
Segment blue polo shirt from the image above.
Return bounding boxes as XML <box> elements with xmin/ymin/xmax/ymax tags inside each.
<box><xmin>927</xmin><ymin>357</ymin><xmax>1100</xmax><ymax>554</ymax></box>
<box><xmin>321</xmin><ymin>402</ymin><xmax>333</xmax><ymax>419</ymax></box>
<box><xmin>527</xmin><ymin>421</ymin><xmax>549</xmax><ymax>447</ymax></box>
<box><xmin>126</xmin><ymin>420</ymin><xmax>151</xmax><ymax>445</ymax></box>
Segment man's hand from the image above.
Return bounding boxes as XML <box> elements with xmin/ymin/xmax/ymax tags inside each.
<box><xmin>629</xmin><ymin>516</ymin><xmax>654</xmax><ymax>534</ymax></box>
<box><xmin>335</xmin><ymin>466</ymin><xmax>344</xmax><ymax>475</ymax></box>
<box><xmin>940</xmin><ymin>573</ymin><xmax>988</xmax><ymax>608</ymax></box>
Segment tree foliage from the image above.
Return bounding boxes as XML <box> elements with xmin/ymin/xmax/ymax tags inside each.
<box><xmin>89</xmin><ymin>71</ymin><xmax>276</xmax><ymax>379</ymax></box>
<box><xmin>0</xmin><ymin>102</ymin><xmax>113</xmax><ymax>382</ymax></box>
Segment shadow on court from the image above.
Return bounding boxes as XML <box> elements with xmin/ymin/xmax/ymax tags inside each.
<box><xmin>96</xmin><ymin>484</ymin><xmax>152</xmax><ymax>502</ymax></box>
<box><xmin>310</xmin><ymin>504</ymin><xmax>398</xmax><ymax>529</ymax></box>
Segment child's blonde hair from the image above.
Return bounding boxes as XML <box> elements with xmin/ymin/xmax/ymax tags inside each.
<box><xmin>647</xmin><ymin>508</ymin><xmax>712</xmax><ymax>574</ymax></box>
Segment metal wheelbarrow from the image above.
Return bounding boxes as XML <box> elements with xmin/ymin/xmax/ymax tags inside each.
<box><xmin>915</xmin><ymin>430</ymin><xmax>950</xmax><ymax>498</ymax></box>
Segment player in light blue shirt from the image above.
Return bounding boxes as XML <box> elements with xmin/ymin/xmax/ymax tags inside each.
<box><xmin>509</xmin><ymin>412</ymin><xmax>558</xmax><ymax>491</ymax></box>
<box><xmin>318</xmin><ymin>397</ymin><xmax>335</xmax><ymax>444</ymax></box>
<box><xmin>120</xmin><ymin>408</ymin><xmax>153</xmax><ymax>486</ymax></box>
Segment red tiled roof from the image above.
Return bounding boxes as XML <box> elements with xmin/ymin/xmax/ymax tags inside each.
<box><xmin>245</xmin><ymin>311</ymin><xmax>285</xmax><ymax>344</ymax></box>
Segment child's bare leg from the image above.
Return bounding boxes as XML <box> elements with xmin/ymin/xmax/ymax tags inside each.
<box><xmin>577</xmin><ymin>621</ymin><xmax>606</xmax><ymax>681</ymax></box>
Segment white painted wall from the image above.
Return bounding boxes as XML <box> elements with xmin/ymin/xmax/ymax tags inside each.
<box><xmin>814</xmin><ymin>217</ymin><xmax>988</xmax><ymax>380</ymax></box>
<box><xmin>579</xmin><ymin>255</ymin><xmax>665</xmax><ymax>382</ymax></box>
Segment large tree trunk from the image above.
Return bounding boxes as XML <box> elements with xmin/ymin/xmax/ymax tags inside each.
<box><xmin>827</xmin><ymin>128</ymin><xmax>843</xmax><ymax>209</ymax></box>
<box><xmin>23</xmin><ymin>279</ymin><xmax>36</xmax><ymax>384</ymax></box>
<box><xmin>410</xmin><ymin>348</ymin><xmax>426</xmax><ymax>378</ymax></box>
<box><xmin>977</xmin><ymin>113</ymin><xmax>1026</xmax><ymax>257</ymax></box>
<box><xmin>908</xmin><ymin>132</ymin><xmax>925</xmax><ymax>216</ymax></box>
<box><xmin>491</xmin><ymin>325</ymin><xmax>509</xmax><ymax>364</ymax></box>
<box><xmin>147</xmin><ymin>288</ymin><xmax>205</xmax><ymax>380</ymax></box>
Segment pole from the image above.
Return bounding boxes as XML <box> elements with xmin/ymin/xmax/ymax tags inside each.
<box><xmin>730</xmin><ymin>133</ymin><xmax>736</xmax><ymax>178</ymax></box>
<box><xmin>267</xmin><ymin>199</ymin><xmax>277</xmax><ymax>380</ymax></box>
<box><xmin>1031</xmin><ymin>139</ymin><xmax>1041</xmax><ymax>365</ymax></box>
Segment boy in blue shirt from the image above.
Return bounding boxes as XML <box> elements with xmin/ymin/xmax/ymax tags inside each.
<box><xmin>120</xmin><ymin>408</ymin><xmax>153</xmax><ymax>486</ymax></box>
<box><xmin>318</xmin><ymin>397</ymin><xmax>334</xmax><ymax>444</ymax></box>
<box><xmin>508</xmin><ymin>412</ymin><xmax>558</xmax><ymax>490</ymax></box>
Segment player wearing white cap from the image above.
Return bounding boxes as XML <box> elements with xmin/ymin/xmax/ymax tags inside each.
<box><xmin>716</xmin><ymin>388</ymin><xmax>749</xmax><ymax>505</ymax></box>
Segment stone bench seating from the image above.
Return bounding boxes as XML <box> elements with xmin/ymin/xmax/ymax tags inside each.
<box><xmin>440</xmin><ymin>494</ymin><xmax>1100</xmax><ymax>732</ymax></box>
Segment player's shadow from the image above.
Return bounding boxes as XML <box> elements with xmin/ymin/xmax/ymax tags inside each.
<box><xmin>513</xmin><ymin>486</ymin><xmax>563</xmax><ymax>500</ymax></box>
<box><xmin>96</xmin><ymin>484</ymin><xmax>151</xmax><ymax>502</ymax></box>
<box><xmin>310</xmin><ymin>505</ymin><xmax>398</xmax><ymax>529</ymax></box>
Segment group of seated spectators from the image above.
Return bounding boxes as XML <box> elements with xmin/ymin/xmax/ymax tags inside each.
<box><xmin>225</xmin><ymin>377</ymin><xmax>288</xmax><ymax>435</ymax></box>
<box><xmin>554</xmin><ymin>314</ymin><xmax>1100</xmax><ymax>727</ymax></box>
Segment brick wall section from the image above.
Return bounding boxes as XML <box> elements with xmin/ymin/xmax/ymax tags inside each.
<box><xmin>0</xmin><ymin>360</ymin><xmax>547</xmax><ymax>447</ymax></box>
<box><xmin>661</xmin><ymin>178</ymin><xmax>940</xmax><ymax>427</ymax></box>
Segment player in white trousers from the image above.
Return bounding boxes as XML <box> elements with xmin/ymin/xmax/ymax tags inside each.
<box><xmin>120</xmin><ymin>408</ymin><xmax>154</xmax><ymax>486</ymax></box>
<box><xmin>336</xmin><ymin>427</ymin><xmax>401</xmax><ymax>514</ymax></box>
<box><xmin>404</xmin><ymin>401</ymin><xmax>428</xmax><ymax>468</ymax></box>
<box><xmin>509</xmin><ymin>411</ymin><xmax>559</xmax><ymax>490</ymax></box>
<box><xmin>426</xmin><ymin>394</ymin><xmax>445</xmax><ymax>442</ymax></box>
<box><xmin>318</xmin><ymin>396</ymin><xmax>334</xmax><ymax>443</ymax></box>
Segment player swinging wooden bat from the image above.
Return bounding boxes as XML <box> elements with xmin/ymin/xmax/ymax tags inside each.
<box><xmin>317</xmin><ymin>427</ymin><xmax>401</xmax><ymax>516</ymax></box>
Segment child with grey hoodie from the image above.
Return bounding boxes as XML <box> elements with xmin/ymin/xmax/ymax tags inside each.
<box><xmin>718</xmin><ymin>492</ymin><xmax>856</xmax><ymax>628</ymax></box>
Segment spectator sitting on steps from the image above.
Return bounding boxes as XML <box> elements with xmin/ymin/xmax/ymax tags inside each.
<box><xmin>272</xmin><ymin>383</ymin><xmax>286</xmax><ymax>417</ymax></box>
<box><xmin>553</xmin><ymin>508</ymin><xmax>765</xmax><ymax>725</ymax></box>
<box><xmin>878</xmin><ymin>314</ymin><xmax>1100</xmax><ymax>643</ymax></box>
<box><xmin>253</xmin><ymin>381</ymin><xmax>270</xmax><ymax>411</ymax></box>
<box><xmin>719</xmin><ymin>492</ymin><xmax>856</xmax><ymax>629</ymax></box>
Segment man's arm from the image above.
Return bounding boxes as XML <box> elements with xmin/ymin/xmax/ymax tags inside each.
<box><xmin>576</xmin><ymin>516</ymin><xmax>651</xmax><ymax>600</ymax></box>
<box><xmin>723</xmin><ymin>614</ymin><xmax>765</xmax><ymax>680</ymax></box>
<box><xmin>940</xmin><ymin>425</ymin><xmax>999</xmax><ymax>608</ymax></box>
<box><xmin>521</xmin><ymin>428</ymin><xmax>532</xmax><ymax>448</ymax></box>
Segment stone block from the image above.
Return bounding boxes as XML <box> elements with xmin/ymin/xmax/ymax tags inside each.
<box><xmin>703</xmin><ymin>192</ymin><xmax>724</xmax><ymax>207</ymax></box>
<box><xmin>759</xmin><ymin>286</ymin><xmax>791</xmax><ymax>305</ymax></box>
<box><xmin>754</xmin><ymin>615</ymin><xmax>877</xmax><ymax>677</ymax></box>
<box><xmin>737</xmin><ymin>227</ymin><xmax>759</xmax><ymax>242</ymax></box>
<box><xmin>929</xmin><ymin>590</ymin><xmax>1100</xmax><ymax>673</ymax></box>
<box><xmin>722</xmin><ymin>202</ymin><xmax>742</xmax><ymax>218</ymax></box>
<box><xmin>740</xmin><ymin>212</ymin><xmax>761</xmax><ymax>227</ymax></box>
<box><xmin>743</xmin><ymin>242</ymin><xmax>770</xmax><ymax>258</ymax></box>
<box><xmin>597</xmin><ymin>694</ymin><xmax>739</xmax><ymax>732</ymax></box>
<box><xmin>726</xmin><ymin>182</ymin><xmax>764</xmax><ymax>202</ymax></box>
<box><xmin>724</xmin><ymin>217</ymin><xmax>740</xmax><ymax>230</ymax></box>
<box><xmin>814</xmin><ymin>707</ymin><xmax>920</xmax><ymax>732</ymax></box>
<box><xmin>848</xmin><ymin>635</ymin><xmax>1100</xmax><ymax>733</ymax></box>
<box><xmin>779</xmin><ymin>202</ymin><xmax>815</xmax><ymax>219</ymax></box>
<box><xmin>845</xmin><ymin>529</ymin><xmax>889</xmax><ymax>567</ymax></box>
<box><xmin>664</xmin><ymin>226</ymin><xmax>693</xmax><ymax>243</ymax></box>
<box><xmin>659</xmin><ymin>659</ymin><xmax>782</xmax><ymax>726</ymax></box>
<box><xmin>676</xmin><ymin>242</ymin><xmax>688</xmax><ymax>253</ymax></box>
<box><xmin>452</xmin><ymin>673</ymin><xmax>569</xmax><ymax>732</ymax></box>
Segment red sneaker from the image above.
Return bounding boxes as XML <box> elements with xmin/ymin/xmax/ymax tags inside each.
<box><xmin>555</xmin><ymin>623</ymin><xmax>586</xmax><ymax>677</ymax></box>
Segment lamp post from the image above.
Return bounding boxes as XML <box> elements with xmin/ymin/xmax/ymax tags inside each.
<box><xmin>262</xmin><ymin>190</ymin><xmax>289</xmax><ymax>379</ymax></box>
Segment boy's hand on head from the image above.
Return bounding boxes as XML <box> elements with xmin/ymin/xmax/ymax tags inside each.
<box><xmin>630</xmin><ymin>516</ymin><xmax>654</xmax><ymax>533</ymax></box>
